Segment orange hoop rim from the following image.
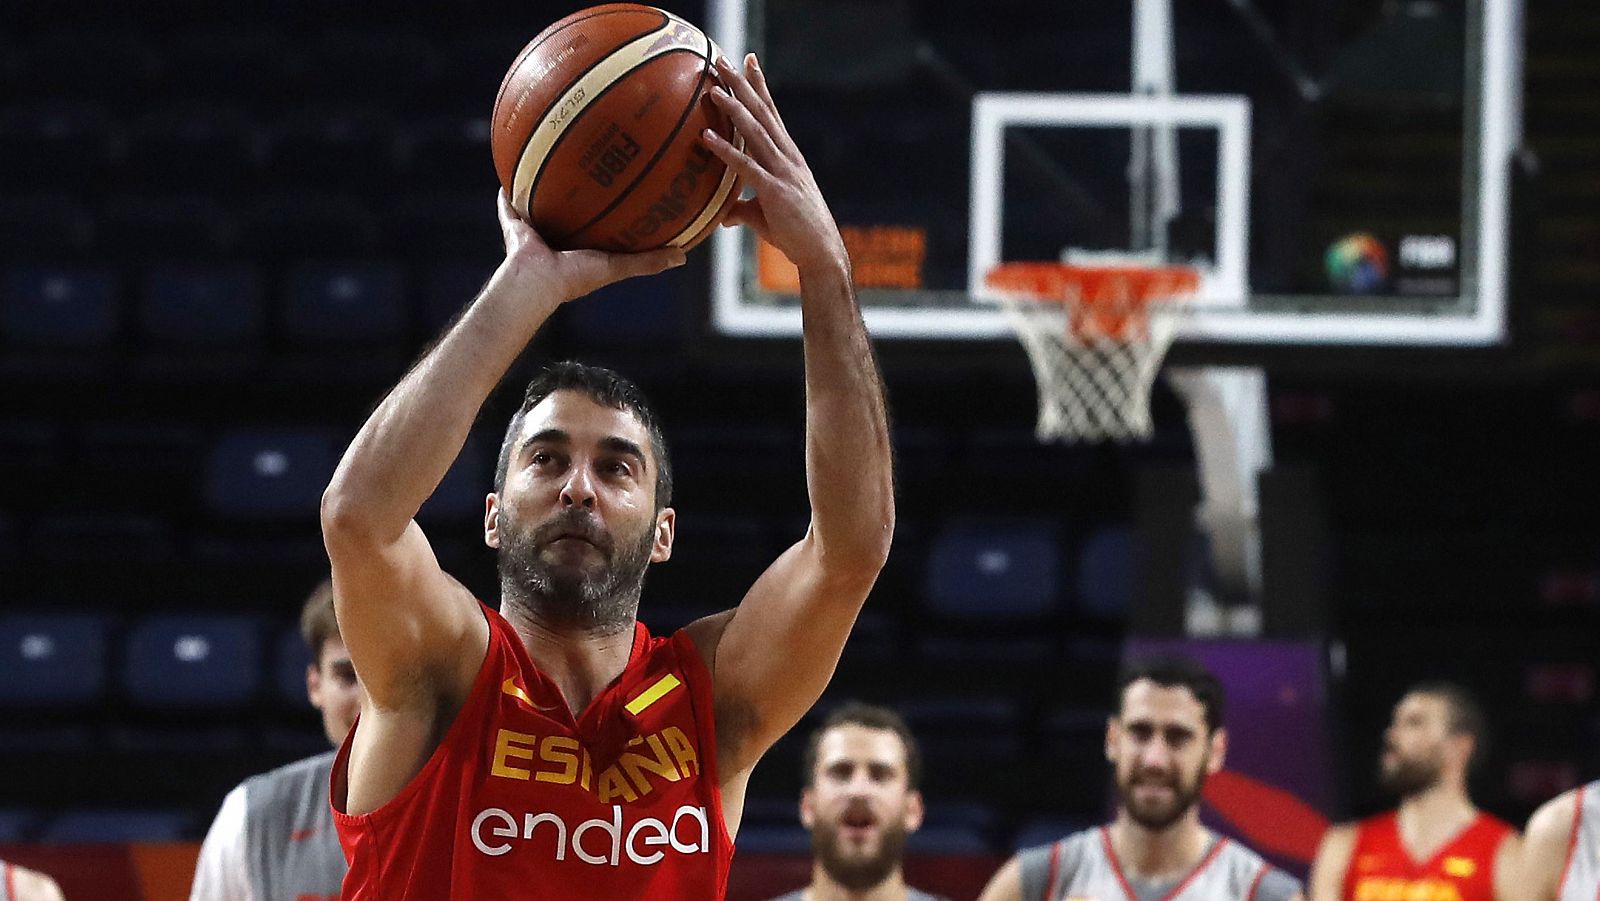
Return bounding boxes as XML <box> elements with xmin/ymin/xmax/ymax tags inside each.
<box><xmin>984</xmin><ymin>262</ymin><xmax>1200</xmax><ymax>341</ymax></box>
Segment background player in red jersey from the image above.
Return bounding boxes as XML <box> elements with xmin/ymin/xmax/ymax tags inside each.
<box><xmin>320</xmin><ymin>52</ymin><xmax>893</xmax><ymax>899</ymax></box>
<box><xmin>1309</xmin><ymin>683</ymin><xmax>1521</xmax><ymax>901</ymax></box>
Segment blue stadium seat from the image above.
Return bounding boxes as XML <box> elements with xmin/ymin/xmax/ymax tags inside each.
<box><xmin>420</xmin><ymin>261</ymin><xmax>492</xmax><ymax>331</ymax></box>
<box><xmin>418</xmin><ymin>432</ymin><xmax>492</xmax><ymax>522</ymax></box>
<box><xmin>275</xmin><ymin>624</ymin><xmax>313</xmax><ymax>708</ymax></box>
<box><xmin>283</xmin><ymin>261</ymin><xmax>407</xmax><ymax>346</ymax></box>
<box><xmin>30</xmin><ymin>514</ymin><xmax>175</xmax><ymax>565</ymax></box>
<box><xmin>0</xmin><ymin>614</ymin><xmax>110</xmax><ymax>706</ymax></box>
<box><xmin>139</xmin><ymin>264</ymin><xmax>266</xmax><ymax>347</ymax></box>
<box><xmin>924</xmin><ymin>519</ymin><xmax>1061</xmax><ymax>619</ymax></box>
<box><xmin>204</xmin><ymin>429</ymin><xmax>338</xmax><ymax>519</ymax></box>
<box><xmin>1011</xmin><ymin>816</ymin><xmax>1098</xmax><ymax>852</ymax></box>
<box><xmin>124</xmin><ymin>615</ymin><xmax>261</xmax><ymax>707</ymax></box>
<box><xmin>403</xmin><ymin>115</ymin><xmax>494</xmax><ymax>190</ymax></box>
<box><xmin>922</xmin><ymin>802</ymin><xmax>999</xmax><ymax>834</ymax></box>
<box><xmin>916</xmin><ymin>635</ymin><xmax>1054</xmax><ymax>666</ymax></box>
<box><xmin>906</xmin><ymin>824</ymin><xmax>992</xmax><ymax>855</ymax></box>
<box><xmin>1</xmin><ymin>266</ymin><xmax>119</xmax><ymax>348</ymax></box>
<box><xmin>98</xmin><ymin>195</ymin><xmax>233</xmax><ymax>262</ymax></box>
<box><xmin>124</xmin><ymin>104</ymin><xmax>258</xmax><ymax>191</ymax></box>
<box><xmin>265</xmin><ymin>106</ymin><xmax>397</xmax><ymax>191</ymax></box>
<box><xmin>730</xmin><ymin>824</ymin><xmax>811</xmax><ymax>855</ymax></box>
<box><xmin>564</xmin><ymin>268</ymin><xmax>685</xmax><ymax>347</ymax></box>
<box><xmin>238</xmin><ymin>194</ymin><xmax>379</xmax><ymax>260</ymax></box>
<box><xmin>40</xmin><ymin>809</ymin><xmax>191</xmax><ymax>844</ymax></box>
<box><xmin>1077</xmin><ymin>526</ymin><xmax>1139</xmax><ymax>620</ymax></box>
<box><xmin>898</xmin><ymin>698</ymin><xmax>1021</xmax><ymax>759</ymax></box>
<box><xmin>388</xmin><ymin>192</ymin><xmax>502</xmax><ymax>260</ymax></box>
<box><xmin>0</xmin><ymin>102</ymin><xmax>114</xmax><ymax>190</ymax></box>
<box><xmin>0</xmin><ymin>809</ymin><xmax>39</xmax><ymax>843</ymax></box>
<box><xmin>0</xmin><ymin>196</ymin><xmax>92</xmax><ymax>260</ymax></box>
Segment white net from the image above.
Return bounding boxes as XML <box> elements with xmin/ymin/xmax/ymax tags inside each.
<box><xmin>987</xmin><ymin>265</ymin><xmax>1196</xmax><ymax>443</ymax></box>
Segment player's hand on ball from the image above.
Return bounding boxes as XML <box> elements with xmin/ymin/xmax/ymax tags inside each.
<box><xmin>496</xmin><ymin>189</ymin><xmax>686</xmax><ymax>302</ymax></box>
<box><xmin>702</xmin><ymin>53</ymin><xmax>847</xmax><ymax>275</ymax></box>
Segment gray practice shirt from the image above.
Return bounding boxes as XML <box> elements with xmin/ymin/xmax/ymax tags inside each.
<box><xmin>768</xmin><ymin>888</ymin><xmax>949</xmax><ymax>901</ymax></box>
<box><xmin>1560</xmin><ymin>780</ymin><xmax>1600</xmax><ymax>901</ymax></box>
<box><xmin>189</xmin><ymin>751</ymin><xmax>346</xmax><ymax>901</ymax></box>
<box><xmin>1017</xmin><ymin>827</ymin><xmax>1301</xmax><ymax>901</ymax></box>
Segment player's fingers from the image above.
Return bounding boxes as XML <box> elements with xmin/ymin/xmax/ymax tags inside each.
<box><xmin>720</xmin><ymin>198</ymin><xmax>767</xmax><ymax>233</ymax></box>
<box><xmin>714</xmin><ymin>55</ymin><xmax>786</xmax><ymax>153</ymax></box>
<box><xmin>573</xmin><ymin>247</ymin><xmax>687</xmax><ymax>289</ymax></box>
<box><xmin>742</xmin><ymin>54</ymin><xmax>798</xmax><ymax>156</ymax></box>
<box><xmin>707</xmin><ymin>86</ymin><xmax>783</xmax><ymax>166</ymax></box>
<box><xmin>700</xmin><ymin>127</ymin><xmax>776</xmax><ymax>192</ymax></box>
<box><xmin>496</xmin><ymin>188</ymin><xmax>521</xmax><ymax>229</ymax></box>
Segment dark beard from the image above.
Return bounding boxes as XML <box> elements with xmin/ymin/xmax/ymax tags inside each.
<box><xmin>1379</xmin><ymin>755</ymin><xmax>1442</xmax><ymax>799</ymax></box>
<box><xmin>1116</xmin><ymin>761</ymin><xmax>1206</xmax><ymax>832</ymax></box>
<box><xmin>498</xmin><ymin>508</ymin><xmax>655</xmax><ymax>634</ymax></box>
<box><xmin>811</xmin><ymin>816</ymin><xmax>908</xmax><ymax>892</ymax></box>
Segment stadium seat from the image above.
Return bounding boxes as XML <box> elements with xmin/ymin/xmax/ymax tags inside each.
<box><xmin>1076</xmin><ymin>526</ymin><xmax>1139</xmax><ymax>620</ymax></box>
<box><xmin>730</xmin><ymin>824</ymin><xmax>812</xmax><ymax>855</ymax></box>
<box><xmin>237</xmin><ymin>194</ymin><xmax>379</xmax><ymax>261</ymax></box>
<box><xmin>646</xmin><ymin>517</ymin><xmax>778</xmax><ymax>608</ymax></box>
<box><xmin>564</xmin><ymin>268</ymin><xmax>686</xmax><ymax>347</ymax></box>
<box><xmin>420</xmin><ymin>261</ymin><xmax>493</xmax><ymax>331</ymax></box>
<box><xmin>124</xmin><ymin>614</ymin><xmax>262</xmax><ymax>707</ymax></box>
<box><xmin>402</xmin><ymin>115</ymin><xmax>494</xmax><ymax>189</ymax></box>
<box><xmin>203</xmin><ymin>428</ymin><xmax>339</xmax><ymax>519</ymax></box>
<box><xmin>922</xmin><ymin>802</ymin><xmax>999</xmax><ymax>835</ymax></box>
<box><xmin>387</xmin><ymin>192</ymin><xmax>503</xmax><ymax>261</ymax></box>
<box><xmin>98</xmin><ymin>195</ymin><xmax>234</xmax><ymax>261</ymax></box>
<box><xmin>916</xmin><ymin>635</ymin><xmax>1054</xmax><ymax>666</ymax></box>
<box><xmin>40</xmin><ymin>809</ymin><xmax>191</xmax><ymax>844</ymax></box>
<box><xmin>29</xmin><ymin>514</ymin><xmax>176</xmax><ymax>565</ymax></box>
<box><xmin>0</xmin><ymin>809</ymin><xmax>39</xmax><ymax>843</ymax></box>
<box><xmin>906</xmin><ymin>824</ymin><xmax>993</xmax><ymax>855</ymax></box>
<box><xmin>0</xmin><ymin>266</ymin><xmax>118</xmax><ymax>348</ymax></box>
<box><xmin>123</xmin><ymin>104</ymin><xmax>259</xmax><ymax>192</ymax></box>
<box><xmin>0</xmin><ymin>614</ymin><xmax>111</xmax><ymax>706</ymax></box>
<box><xmin>418</xmin><ymin>432</ymin><xmax>492</xmax><ymax>523</ymax></box>
<box><xmin>0</xmin><ymin>196</ymin><xmax>92</xmax><ymax>261</ymax></box>
<box><xmin>264</xmin><ymin>106</ymin><xmax>397</xmax><ymax>191</ymax></box>
<box><xmin>165</xmin><ymin>30</ymin><xmax>291</xmax><ymax>107</ymax></box>
<box><xmin>275</xmin><ymin>624</ymin><xmax>313</xmax><ymax>707</ymax></box>
<box><xmin>0</xmin><ymin>102</ymin><xmax>114</xmax><ymax>191</ymax></box>
<box><xmin>282</xmin><ymin>261</ymin><xmax>408</xmax><ymax>346</ymax></box>
<box><xmin>0</xmin><ymin>514</ymin><xmax>14</xmax><ymax>569</ymax></box>
<box><xmin>1011</xmin><ymin>816</ymin><xmax>1099</xmax><ymax>852</ymax></box>
<box><xmin>897</xmin><ymin>698</ymin><xmax>1022</xmax><ymax>760</ymax></box>
<box><xmin>139</xmin><ymin>264</ymin><xmax>266</xmax><ymax>347</ymax></box>
<box><xmin>297</xmin><ymin>31</ymin><xmax>442</xmax><ymax>106</ymax></box>
<box><xmin>924</xmin><ymin>518</ymin><xmax>1061</xmax><ymax>619</ymax></box>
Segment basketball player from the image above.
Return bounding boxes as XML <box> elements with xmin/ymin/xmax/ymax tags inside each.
<box><xmin>0</xmin><ymin>861</ymin><xmax>64</xmax><ymax>901</ymax></box>
<box><xmin>767</xmin><ymin>703</ymin><xmax>948</xmax><ymax>901</ymax></box>
<box><xmin>321</xmin><ymin>53</ymin><xmax>893</xmax><ymax>899</ymax></box>
<box><xmin>979</xmin><ymin>657</ymin><xmax>1303</xmax><ymax>901</ymax></box>
<box><xmin>190</xmin><ymin>580</ymin><xmax>358</xmax><ymax>901</ymax></box>
<box><xmin>1506</xmin><ymin>780</ymin><xmax>1598</xmax><ymax>901</ymax></box>
<box><xmin>1308</xmin><ymin>683</ymin><xmax>1520</xmax><ymax>901</ymax></box>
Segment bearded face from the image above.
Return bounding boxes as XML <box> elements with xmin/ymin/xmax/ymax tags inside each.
<box><xmin>1114</xmin><ymin>743</ymin><xmax>1210</xmax><ymax>831</ymax></box>
<box><xmin>801</xmin><ymin>725</ymin><xmax>924</xmax><ymax>892</ymax></box>
<box><xmin>1379</xmin><ymin>693</ymin><xmax>1455</xmax><ymax>799</ymax></box>
<box><xmin>1108</xmin><ymin>680</ymin><xmax>1224</xmax><ymax>833</ymax></box>
<box><xmin>497</xmin><ymin>506</ymin><xmax>656</xmax><ymax>634</ymax></box>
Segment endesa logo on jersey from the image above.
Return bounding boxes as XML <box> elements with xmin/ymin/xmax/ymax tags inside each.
<box><xmin>470</xmin><ymin>804</ymin><xmax>712</xmax><ymax>866</ymax></box>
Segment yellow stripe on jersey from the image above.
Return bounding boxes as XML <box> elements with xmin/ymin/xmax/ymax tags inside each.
<box><xmin>625</xmin><ymin>673</ymin><xmax>682</xmax><ymax>715</ymax></box>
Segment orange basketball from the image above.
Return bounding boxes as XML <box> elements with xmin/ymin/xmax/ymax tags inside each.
<box><xmin>490</xmin><ymin>4</ymin><xmax>742</xmax><ymax>253</ymax></box>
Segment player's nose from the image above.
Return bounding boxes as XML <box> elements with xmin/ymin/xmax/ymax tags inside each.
<box><xmin>560</xmin><ymin>463</ymin><xmax>598</xmax><ymax>509</ymax></box>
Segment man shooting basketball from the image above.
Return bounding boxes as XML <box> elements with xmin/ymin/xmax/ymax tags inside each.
<box><xmin>1308</xmin><ymin>683</ymin><xmax>1520</xmax><ymax>901</ymax></box>
<box><xmin>321</xmin><ymin>53</ymin><xmax>893</xmax><ymax>900</ymax></box>
<box><xmin>978</xmin><ymin>657</ymin><xmax>1303</xmax><ymax>901</ymax></box>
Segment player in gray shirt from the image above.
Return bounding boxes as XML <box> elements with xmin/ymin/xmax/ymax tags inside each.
<box><xmin>189</xmin><ymin>580</ymin><xmax>362</xmax><ymax>901</ymax></box>
<box><xmin>1518</xmin><ymin>778</ymin><xmax>1600</xmax><ymax>901</ymax></box>
<box><xmin>979</xmin><ymin>657</ymin><xmax>1302</xmax><ymax>901</ymax></box>
<box><xmin>766</xmin><ymin>703</ymin><xmax>950</xmax><ymax>901</ymax></box>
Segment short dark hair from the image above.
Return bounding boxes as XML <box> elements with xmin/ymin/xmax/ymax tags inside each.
<box><xmin>493</xmin><ymin>361</ymin><xmax>672</xmax><ymax>509</ymax></box>
<box><xmin>298</xmin><ymin>579</ymin><xmax>340</xmax><ymax>659</ymax></box>
<box><xmin>1406</xmin><ymin>681</ymin><xmax>1488</xmax><ymax>767</ymax></box>
<box><xmin>1116</xmin><ymin>656</ymin><xmax>1227</xmax><ymax>733</ymax></box>
<box><xmin>802</xmin><ymin>702</ymin><xmax>923</xmax><ymax>791</ymax></box>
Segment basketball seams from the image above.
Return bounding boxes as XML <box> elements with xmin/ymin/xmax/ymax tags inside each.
<box><xmin>550</xmin><ymin>45</ymin><xmax>717</xmax><ymax>246</ymax></box>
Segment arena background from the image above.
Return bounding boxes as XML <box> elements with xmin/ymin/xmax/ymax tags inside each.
<box><xmin>0</xmin><ymin>0</ymin><xmax>1596</xmax><ymax>898</ymax></box>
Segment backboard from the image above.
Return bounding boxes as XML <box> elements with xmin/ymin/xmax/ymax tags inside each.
<box><xmin>707</xmin><ymin>0</ymin><xmax>1524</xmax><ymax>346</ymax></box>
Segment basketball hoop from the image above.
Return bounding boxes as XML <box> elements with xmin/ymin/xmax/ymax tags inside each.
<box><xmin>983</xmin><ymin>262</ymin><xmax>1199</xmax><ymax>443</ymax></box>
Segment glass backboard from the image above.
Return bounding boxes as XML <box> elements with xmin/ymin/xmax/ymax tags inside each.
<box><xmin>707</xmin><ymin>0</ymin><xmax>1523</xmax><ymax>346</ymax></box>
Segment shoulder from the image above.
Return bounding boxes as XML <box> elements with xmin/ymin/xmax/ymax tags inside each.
<box><xmin>909</xmin><ymin>889</ymin><xmax>955</xmax><ymax>901</ymax></box>
<box><xmin>1525</xmin><ymin>788</ymin><xmax>1581</xmax><ymax>847</ymax></box>
<box><xmin>5</xmin><ymin>862</ymin><xmax>65</xmax><ymax>901</ymax></box>
<box><xmin>1317</xmin><ymin>821</ymin><xmax>1361</xmax><ymax>852</ymax></box>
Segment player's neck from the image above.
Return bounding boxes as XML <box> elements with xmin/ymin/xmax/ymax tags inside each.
<box><xmin>506</xmin><ymin>605</ymin><xmax>638</xmax><ymax>715</ymax></box>
<box><xmin>804</xmin><ymin>866</ymin><xmax>910</xmax><ymax>901</ymax></box>
<box><xmin>1109</xmin><ymin>810</ymin><xmax>1211</xmax><ymax>881</ymax></box>
<box><xmin>1396</xmin><ymin>784</ymin><xmax>1477</xmax><ymax>853</ymax></box>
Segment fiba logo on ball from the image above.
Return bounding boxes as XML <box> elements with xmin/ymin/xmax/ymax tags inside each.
<box><xmin>1325</xmin><ymin>233</ymin><xmax>1391</xmax><ymax>295</ymax></box>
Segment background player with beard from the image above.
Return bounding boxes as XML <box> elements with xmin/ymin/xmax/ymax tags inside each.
<box><xmin>767</xmin><ymin>703</ymin><xmax>949</xmax><ymax>901</ymax></box>
<box><xmin>1309</xmin><ymin>683</ymin><xmax>1520</xmax><ymax>901</ymax></box>
<box><xmin>979</xmin><ymin>658</ymin><xmax>1302</xmax><ymax>901</ymax></box>
<box><xmin>320</xmin><ymin>53</ymin><xmax>895</xmax><ymax>899</ymax></box>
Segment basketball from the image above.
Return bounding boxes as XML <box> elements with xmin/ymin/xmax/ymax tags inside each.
<box><xmin>490</xmin><ymin>4</ymin><xmax>742</xmax><ymax>253</ymax></box>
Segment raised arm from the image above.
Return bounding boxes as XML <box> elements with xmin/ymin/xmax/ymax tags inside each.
<box><xmin>321</xmin><ymin>195</ymin><xmax>684</xmax><ymax>714</ymax></box>
<box><xmin>689</xmin><ymin>53</ymin><xmax>895</xmax><ymax>780</ymax></box>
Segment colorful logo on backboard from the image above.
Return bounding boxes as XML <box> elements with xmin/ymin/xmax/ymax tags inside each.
<box><xmin>1325</xmin><ymin>233</ymin><xmax>1391</xmax><ymax>295</ymax></box>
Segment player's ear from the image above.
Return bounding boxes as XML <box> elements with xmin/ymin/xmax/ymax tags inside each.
<box><xmin>306</xmin><ymin>661</ymin><xmax>324</xmax><ymax>710</ymax></box>
<box><xmin>650</xmin><ymin>507</ymin><xmax>675</xmax><ymax>563</ymax></box>
<box><xmin>485</xmin><ymin>493</ymin><xmax>502</xmax><ymax>549</ymax></box>
<box><xmin>904</xmin><ymin>789</ymin><xmax>925</xmax><ymax>832</ymax></box>
<box><xmin>1207</xmin><ymin>727</ymin><xmax>1229</xmax><ymax>774</ymax></box>
<box><xmin>799</xmin><ymin>787</ymin><xmax>817</xmax><ymax>829</ymax></box>
<box><xmin>1105</xmin><ymin>717</ymin><xmax>1120</xmax><ymax>763</ymax></box>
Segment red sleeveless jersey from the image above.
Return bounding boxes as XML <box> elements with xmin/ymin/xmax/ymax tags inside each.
<box><xmin>331</xmin><ymin>604</ymin><xmax>733</xmax><ymax>900</ymax></box>
<box><xmin>1342</xmin><ymin>811</ymin><xmax>1513</xmax><ymax>901</ymax></box>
